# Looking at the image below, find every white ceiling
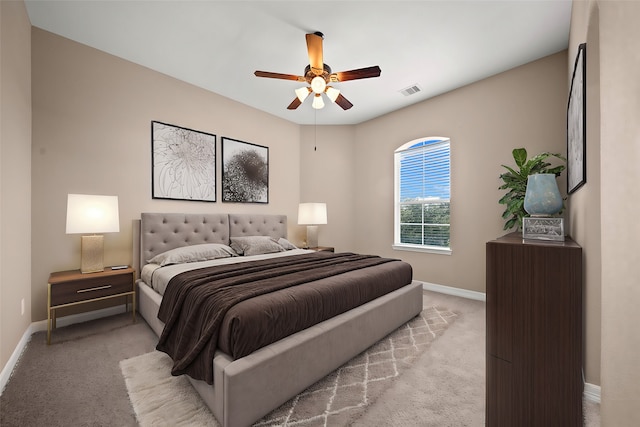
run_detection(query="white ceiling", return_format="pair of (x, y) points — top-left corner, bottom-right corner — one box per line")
(24, 0), (572, 125)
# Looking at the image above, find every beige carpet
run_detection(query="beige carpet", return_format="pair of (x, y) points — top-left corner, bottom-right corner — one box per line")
(120, 306), (457, 427)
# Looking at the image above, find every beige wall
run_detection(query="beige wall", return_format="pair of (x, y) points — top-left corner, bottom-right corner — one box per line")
(0, 0), (32, 370)
(574, 1), (640, 424)
(568, 0), (602, 391)
(299, 125), (356, 252)
(568, 0), (640, 421)
(599, 1), (640, 419)
(351, 51), (568, 291)
(30, 28), (301, 322)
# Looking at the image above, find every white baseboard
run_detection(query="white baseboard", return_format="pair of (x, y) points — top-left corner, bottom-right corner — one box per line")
(419, 281), (486, 302)
(584, 382), (601, 403)
(0, 322), (36, 395)
(0, 305), (126, 396)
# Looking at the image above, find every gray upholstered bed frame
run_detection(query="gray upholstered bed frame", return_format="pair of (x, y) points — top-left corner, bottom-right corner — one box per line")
(133, 213), (423, 427)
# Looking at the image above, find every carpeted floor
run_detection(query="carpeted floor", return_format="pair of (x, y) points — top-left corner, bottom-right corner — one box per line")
(0, 312), (158, 427)
(353, 292), (487, 426)
(0, 290), (601, 426)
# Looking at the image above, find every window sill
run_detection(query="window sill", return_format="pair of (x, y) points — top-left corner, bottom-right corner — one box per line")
(392, 244), (452, 255)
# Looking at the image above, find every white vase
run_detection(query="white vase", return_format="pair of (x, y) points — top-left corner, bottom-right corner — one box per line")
(523, 173), (563, 217)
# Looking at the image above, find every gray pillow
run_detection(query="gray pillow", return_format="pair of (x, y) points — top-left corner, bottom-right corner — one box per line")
(230, 236), (286, 256)
(147, 243), (237, 266)
(277, 237), (298, 250)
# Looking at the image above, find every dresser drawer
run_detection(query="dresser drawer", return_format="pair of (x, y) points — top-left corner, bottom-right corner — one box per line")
(50, 272), (133, 306)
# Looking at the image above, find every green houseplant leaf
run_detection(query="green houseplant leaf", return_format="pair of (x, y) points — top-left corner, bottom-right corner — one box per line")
(498, 148), (566, 230)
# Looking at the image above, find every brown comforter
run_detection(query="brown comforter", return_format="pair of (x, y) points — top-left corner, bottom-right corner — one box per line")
(156, 251), (413, 384)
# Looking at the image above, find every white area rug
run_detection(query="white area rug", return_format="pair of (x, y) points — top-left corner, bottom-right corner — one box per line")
(120, 351), (218, 426)
(120, 306), (457, 427)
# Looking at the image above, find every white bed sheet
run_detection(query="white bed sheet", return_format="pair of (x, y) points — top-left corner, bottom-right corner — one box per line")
(141, 248), (313, 296)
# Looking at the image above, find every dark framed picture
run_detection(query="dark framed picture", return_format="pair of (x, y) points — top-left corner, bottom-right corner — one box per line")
(151, 121), (216, 202)
(567, 43), (586, 194)
(221, 137), (269, 203)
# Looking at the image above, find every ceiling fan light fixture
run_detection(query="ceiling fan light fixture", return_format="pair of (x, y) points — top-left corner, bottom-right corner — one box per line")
(325, 86), (340, 103)
(254, 33), (380, 112)
(295, 87), (311, 102)
(312, 93), (325, 109)
(310, 76), (327, 94)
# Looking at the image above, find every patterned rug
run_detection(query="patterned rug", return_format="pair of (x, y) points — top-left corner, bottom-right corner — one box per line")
(120, 306), (457, 427)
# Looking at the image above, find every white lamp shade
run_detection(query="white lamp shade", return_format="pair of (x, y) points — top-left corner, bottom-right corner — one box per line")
(312, 94), (325, 109)
(326, 86), (340, 103)
(295, 87), (310, 103)
(66, 194), (120, 234)
(298, 203), (327, 225)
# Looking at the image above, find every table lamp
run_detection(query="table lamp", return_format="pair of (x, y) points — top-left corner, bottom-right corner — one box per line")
(66, 194), (120, 273)
(298, 202), (327, 248)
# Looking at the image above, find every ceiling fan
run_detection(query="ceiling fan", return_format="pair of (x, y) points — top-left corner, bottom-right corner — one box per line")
(254, 32), (381, 111)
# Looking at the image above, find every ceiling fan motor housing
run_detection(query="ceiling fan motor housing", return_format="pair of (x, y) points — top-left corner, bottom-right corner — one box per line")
(304, 64), (332, 84)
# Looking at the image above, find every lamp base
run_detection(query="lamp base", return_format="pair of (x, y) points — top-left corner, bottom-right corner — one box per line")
(306, 225), (319, 248)
(81, 235), (105, 273)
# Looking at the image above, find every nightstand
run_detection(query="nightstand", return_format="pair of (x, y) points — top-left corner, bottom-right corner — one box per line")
(47, 267), (136, 345)
(307, 246), (335, 252)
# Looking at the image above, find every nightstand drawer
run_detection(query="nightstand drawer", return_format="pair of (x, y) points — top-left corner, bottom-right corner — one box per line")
(50, 273), (132, 306)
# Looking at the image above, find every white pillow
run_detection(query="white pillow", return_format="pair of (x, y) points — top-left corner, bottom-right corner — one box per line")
(230, 236), (286, 256)
(147, 243), (237, 266)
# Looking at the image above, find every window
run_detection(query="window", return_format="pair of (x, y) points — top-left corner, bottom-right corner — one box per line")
(394, 137), (451, 254)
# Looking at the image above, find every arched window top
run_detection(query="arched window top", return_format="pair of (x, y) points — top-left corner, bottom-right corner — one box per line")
(396, 136), (449, 153)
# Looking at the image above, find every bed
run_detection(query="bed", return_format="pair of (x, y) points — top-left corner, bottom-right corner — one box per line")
(133, 212), (423, 427)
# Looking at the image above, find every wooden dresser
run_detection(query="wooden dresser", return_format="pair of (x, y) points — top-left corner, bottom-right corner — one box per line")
(486, 233), (583, 426)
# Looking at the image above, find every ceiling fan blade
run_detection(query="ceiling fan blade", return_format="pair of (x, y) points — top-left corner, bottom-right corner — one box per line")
(254, 71), (305, 82)
(287, 97), (302, 110)
(334, 93), (353, 110)
(331, 66), (382, 82)
(306, 33), (324, 75)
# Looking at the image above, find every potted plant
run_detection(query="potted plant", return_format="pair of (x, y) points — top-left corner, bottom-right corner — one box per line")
(498, 148), (566, 230)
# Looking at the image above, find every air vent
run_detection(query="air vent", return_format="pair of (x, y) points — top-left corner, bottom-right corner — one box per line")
(400, 84), (422, 96)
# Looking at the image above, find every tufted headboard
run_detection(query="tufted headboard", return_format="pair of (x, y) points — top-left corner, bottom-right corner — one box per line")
(228, 214), (287, 239)
(135, 212), (288, 272)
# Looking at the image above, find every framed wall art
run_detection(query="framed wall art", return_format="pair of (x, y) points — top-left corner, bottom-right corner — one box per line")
(567, 43), (586, 194)
(151, 121), (216, 202)
(221, 137), (269, 203)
